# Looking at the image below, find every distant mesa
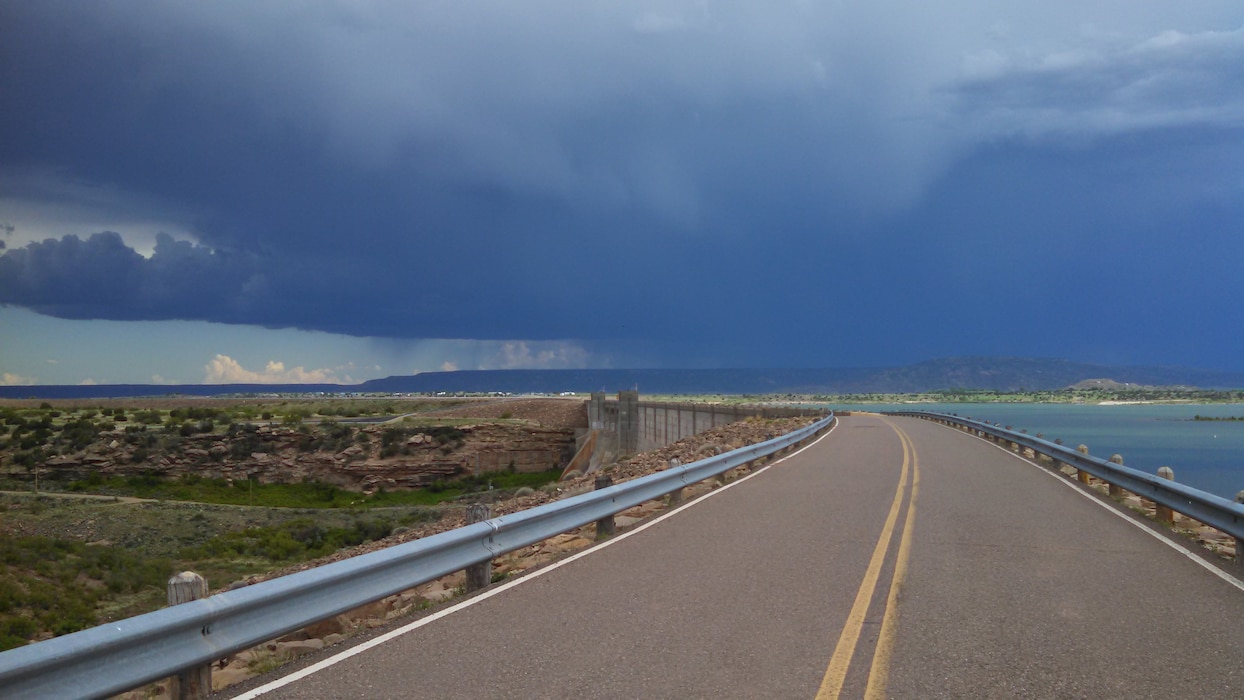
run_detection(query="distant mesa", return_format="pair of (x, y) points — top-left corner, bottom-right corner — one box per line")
(2, 357), (1242, 399)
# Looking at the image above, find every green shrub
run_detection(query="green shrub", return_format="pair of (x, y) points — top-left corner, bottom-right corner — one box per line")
(133, 410), (163, 425)
(0, 536), (173, 650)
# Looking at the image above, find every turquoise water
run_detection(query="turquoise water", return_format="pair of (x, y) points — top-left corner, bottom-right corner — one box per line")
(824, 403), (1244, 500)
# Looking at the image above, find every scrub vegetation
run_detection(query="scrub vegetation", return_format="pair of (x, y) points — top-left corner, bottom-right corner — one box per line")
(0, 397), (569, 651)
(0, 493), (445, 652)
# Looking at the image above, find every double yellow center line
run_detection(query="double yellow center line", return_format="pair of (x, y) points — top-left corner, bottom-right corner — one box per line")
(816, 419), (920, 699)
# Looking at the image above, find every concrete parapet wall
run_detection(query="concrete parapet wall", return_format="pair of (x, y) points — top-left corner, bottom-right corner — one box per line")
(586, 392), (825, 457)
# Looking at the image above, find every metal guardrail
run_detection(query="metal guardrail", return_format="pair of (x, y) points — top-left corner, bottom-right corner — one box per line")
(889, 411), (1244, 544)
(0, 414), (834, 699)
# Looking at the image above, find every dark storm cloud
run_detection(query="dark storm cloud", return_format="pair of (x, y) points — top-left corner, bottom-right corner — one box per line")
(1, 2), (1242, 367)
(0, 232), (265, 323)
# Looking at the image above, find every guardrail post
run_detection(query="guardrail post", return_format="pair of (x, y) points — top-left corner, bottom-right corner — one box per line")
(1107, 455), (1126, 499)
(595, 475), (616, 539)
(666, 460), (684, 507)
(1076, 445), (1091, 484)
(1154, 467), (1175, 523)
(465, 504), (493, 591)
(1235, 491), (1244, 572)
(167, 572), (210, 700)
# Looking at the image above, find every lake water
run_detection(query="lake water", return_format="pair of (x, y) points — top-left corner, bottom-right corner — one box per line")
(821, 403), (1244, 500)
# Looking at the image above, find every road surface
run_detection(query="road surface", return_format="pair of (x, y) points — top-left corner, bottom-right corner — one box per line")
(238, 414), (1244, 698)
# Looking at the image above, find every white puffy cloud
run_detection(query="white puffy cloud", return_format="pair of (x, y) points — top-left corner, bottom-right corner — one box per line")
(1, 372), (36, 386)
(203, 354), (351, 384)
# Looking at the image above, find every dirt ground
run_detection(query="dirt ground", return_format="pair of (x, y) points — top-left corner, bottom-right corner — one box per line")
(428, 397), (588, 428)
(246, 414), (820, 582)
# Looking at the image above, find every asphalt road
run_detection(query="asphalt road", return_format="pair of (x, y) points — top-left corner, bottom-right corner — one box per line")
(240, 415), (1244, 699)
(883, 416), (1244, 698)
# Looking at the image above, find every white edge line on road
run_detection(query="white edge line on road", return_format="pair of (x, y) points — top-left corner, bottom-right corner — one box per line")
(234, 419), (840, 699)
(950, 423), (1244, 594)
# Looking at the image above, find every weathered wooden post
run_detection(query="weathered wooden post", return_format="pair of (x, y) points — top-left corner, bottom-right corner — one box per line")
(1076, 445), (1091, 484)
(465, 504), (493, 591)
(594, 475), (615, 539)
(1048, 438), (1063, 471)
(167, 572), (210, 700)
(1107, 455), (1126, 499)
(1154, 467), (1175, 523)
(666, 459), (684, 507)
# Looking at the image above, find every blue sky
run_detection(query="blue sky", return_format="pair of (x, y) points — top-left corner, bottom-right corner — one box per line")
(1, 2), (1242, 385)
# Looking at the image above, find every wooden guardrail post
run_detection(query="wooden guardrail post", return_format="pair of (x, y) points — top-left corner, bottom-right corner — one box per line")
(1076, 445), (1091, 484)
(594, 475), (616, 539)
(167, 572), (210, 700)
(465, 504), (493, 591)
(1002, 427), (1015, 452)
(1154, 467), (1175, 523)
(666, 459), (684, 507)
(1107, 455), (1126, 499)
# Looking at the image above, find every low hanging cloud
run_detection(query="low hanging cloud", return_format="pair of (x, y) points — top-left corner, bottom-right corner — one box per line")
(0, 232), (265, 323)
(203, 354), (351, 385)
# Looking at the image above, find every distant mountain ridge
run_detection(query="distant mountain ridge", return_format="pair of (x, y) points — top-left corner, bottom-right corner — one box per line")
(357, 357), (1244, 394)
(3, 357), (1242, 399)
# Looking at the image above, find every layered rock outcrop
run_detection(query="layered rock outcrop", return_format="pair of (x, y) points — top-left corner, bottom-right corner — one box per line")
(27, 422), (578, 492)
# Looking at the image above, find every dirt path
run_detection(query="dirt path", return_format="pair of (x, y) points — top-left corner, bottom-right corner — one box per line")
(0, 490), (149, 505)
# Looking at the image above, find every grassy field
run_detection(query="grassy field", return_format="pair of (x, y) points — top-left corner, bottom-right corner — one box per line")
(0, 492), (452, 651)
(0, 463), (565, 651)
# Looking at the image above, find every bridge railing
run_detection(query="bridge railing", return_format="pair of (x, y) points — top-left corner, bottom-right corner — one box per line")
(892, 411), (1244, 566)
(0, 414), (834, 699)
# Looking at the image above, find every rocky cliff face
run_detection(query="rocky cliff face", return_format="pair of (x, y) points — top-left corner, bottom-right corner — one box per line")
(33, 422), (577, 492)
